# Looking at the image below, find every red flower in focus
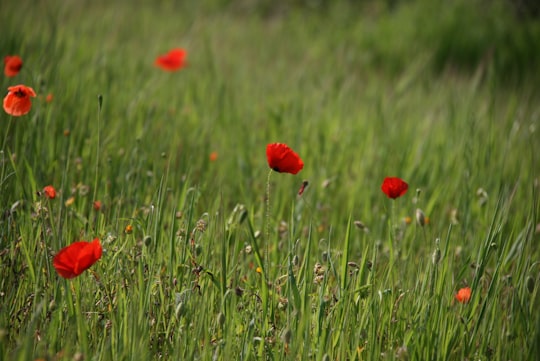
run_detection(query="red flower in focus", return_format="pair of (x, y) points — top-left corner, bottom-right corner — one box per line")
(455, 287), (472, 304)
(53, 238), (102, 279)
(4, 56), (23, 77)
(155, 48), (187, 71)
(43, 185), (56, 199)
(93, 200), (102, 211)
(266, 143), (304, 175)
(3, 85), (36, 116)
(381, 177), (408, 199)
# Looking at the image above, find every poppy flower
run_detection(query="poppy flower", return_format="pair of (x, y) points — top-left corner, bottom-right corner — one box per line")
(155, 48), (187, 71)
(455, 287), (471, 304)
(53, 238), (102, 279)
(3, 85), (37, 116)
(93, 200), (102, 211)
(381, 177), (408, 199)
(43, 185), (56, 199)
(4, 56), (23, 77)
(266, 143), (304, 175)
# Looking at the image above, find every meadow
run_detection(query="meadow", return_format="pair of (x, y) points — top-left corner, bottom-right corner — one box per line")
(1, 0), (539, 360)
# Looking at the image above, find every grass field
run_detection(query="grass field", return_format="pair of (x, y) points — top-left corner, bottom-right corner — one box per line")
(1, 0), (539, 360)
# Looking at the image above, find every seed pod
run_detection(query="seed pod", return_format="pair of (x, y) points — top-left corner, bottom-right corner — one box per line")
(281, 328), (292, 344)
(217, 312), (226, 326)
(432, 248), (441, 265)
(144, 235), (152, 247)
(527, 276), (535, 294)
(416, 208), (426, 227)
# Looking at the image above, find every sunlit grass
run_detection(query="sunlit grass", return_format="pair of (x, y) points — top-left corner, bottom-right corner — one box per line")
(1, 0), (539, 360)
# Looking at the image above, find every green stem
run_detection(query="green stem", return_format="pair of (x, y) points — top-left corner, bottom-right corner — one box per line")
(265, 169), (272, 273)
(2, 116), (13, 151)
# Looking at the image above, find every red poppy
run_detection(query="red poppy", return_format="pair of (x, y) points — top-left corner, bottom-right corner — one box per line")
(155, 48), (187, 71)
(4, 56), (23, 77)
(266, 143), (304, 175)
(53, 238), (102, 279)
(455, 287), (471, 304)
(93, 200), (102, 211)
(43, 185), (56, 199)
(381, 177), (408, 199)
(3, 85), (37, 116)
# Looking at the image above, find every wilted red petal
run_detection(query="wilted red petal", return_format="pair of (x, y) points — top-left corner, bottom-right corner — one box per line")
(4, 55), (23, 77)
(3, 84), (36, 116)
(155, 48), (187, 71)
(266, 143), (304, 175)
(381, 177), (408, 199)
(455, 287), (472, 304)
(53, 238), (102, 279)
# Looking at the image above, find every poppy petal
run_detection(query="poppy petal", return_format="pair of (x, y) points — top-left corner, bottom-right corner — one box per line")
(266, 143), (304, 175)
(4, 55), (23, 77)
(3, 84), (36, 116)
(155, 48), (187, 71)
(53, 239), (102, 278)
(73, 238), (102, 275)
(381, 177), (408, 199)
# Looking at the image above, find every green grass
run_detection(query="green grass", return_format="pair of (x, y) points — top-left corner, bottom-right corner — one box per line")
(1, 0), (539, 360)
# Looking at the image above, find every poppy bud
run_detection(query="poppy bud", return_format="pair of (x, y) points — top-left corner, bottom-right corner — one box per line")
(217, 312), (226, 326)
(235, 286), (244, 297)
(238, 207), (247, 224)
(432, 248), (441, 265)
(450, 208), (459, 224)
(354, 220), (369, 233)
(298, 180), (309, 196)
(144, 235), (152, 247)
(175, 302), (186, 318)
(416, 208), (426, 227)
(527, 276), (535, 294)
(281, 328), (292, 344)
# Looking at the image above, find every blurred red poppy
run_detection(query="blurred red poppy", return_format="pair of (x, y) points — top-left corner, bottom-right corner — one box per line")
(43, 185), (56, 199)
(266, 143), (304, 175)
(4, 56), (23, 77)
(53, 238), (102, 279)
(93, 200), (102, 211)
(455, 287), (471, 304)
(381, 177), (408, 199)
(3, 85), (36, 116)
(155, 48), (187, 71)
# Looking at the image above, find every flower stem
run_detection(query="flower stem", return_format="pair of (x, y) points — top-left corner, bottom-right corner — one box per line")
(265, 169), (273, 273)
(2, 116), (13, 151)
(389, 200), (396, 264)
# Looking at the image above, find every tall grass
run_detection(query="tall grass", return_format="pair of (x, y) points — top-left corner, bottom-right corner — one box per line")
(1, 0), (539, 360)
